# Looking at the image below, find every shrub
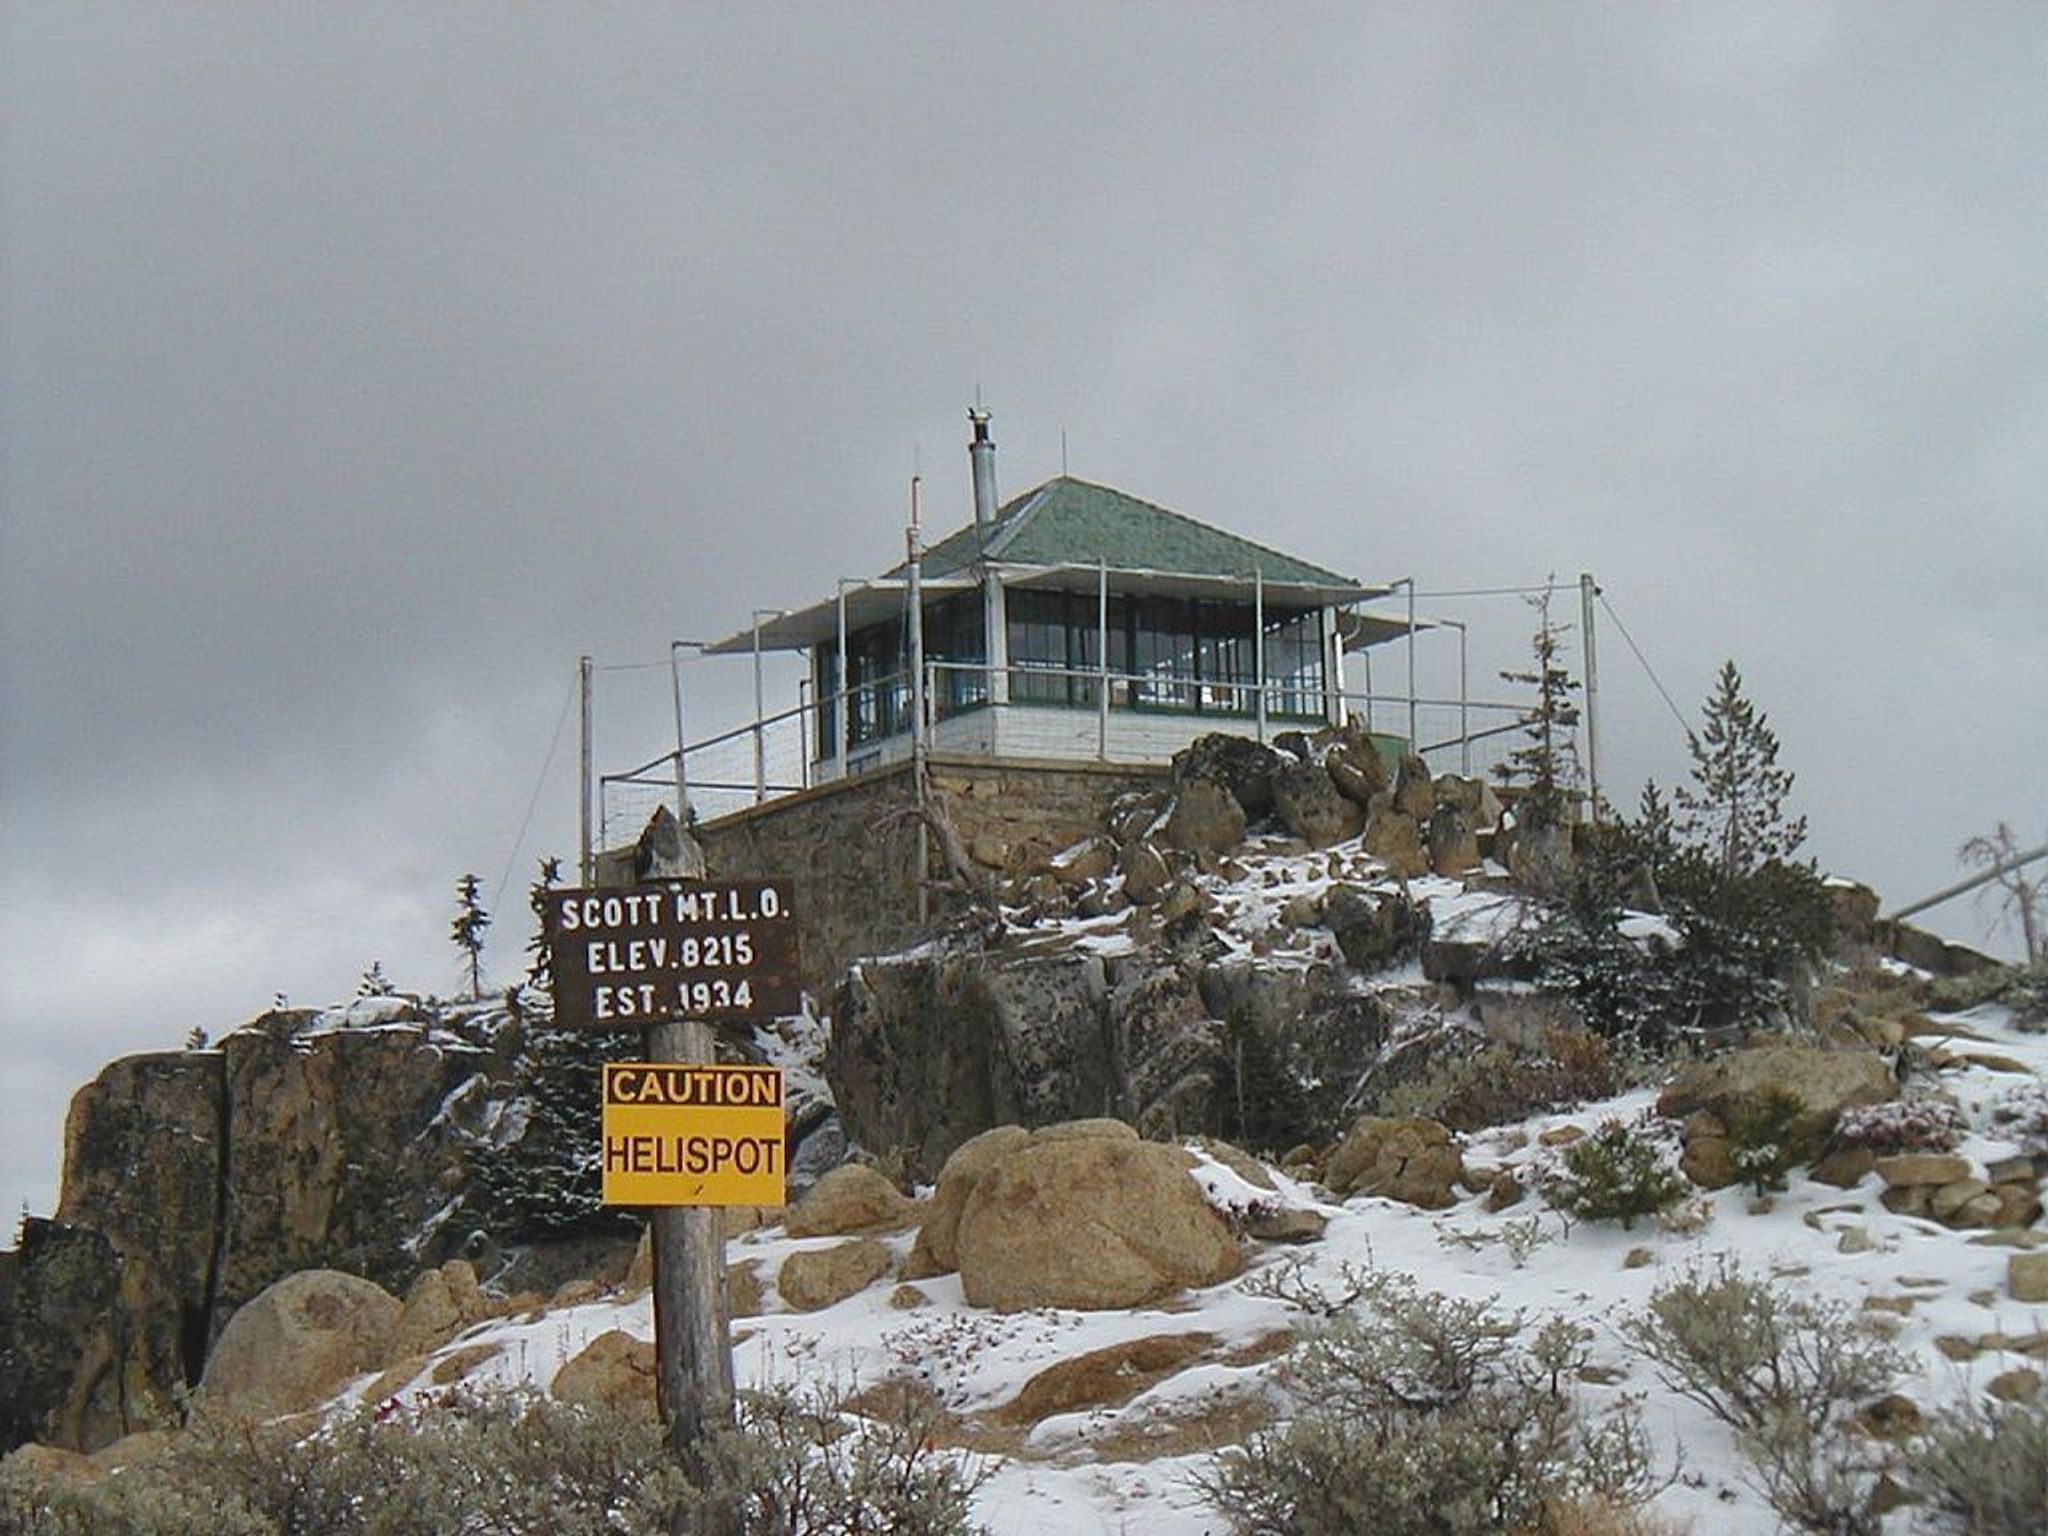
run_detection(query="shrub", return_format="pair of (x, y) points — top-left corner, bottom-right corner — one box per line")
(0, 1461), (268, 1536)
(1201, 1274), (1653, 1536)
(0, 1381), (987, 1536)
(1370, 1029), (1656, 1134)
(1723, 1088), (1818, 1196)
(0, 1389), (677, 1536)
(1625, 1259), (1905, 1535)
(1832, 1095), (1966, 1156)
(1902, 1391), (2048, 1536)
(1540, 1494), (1693, 1536)
(1987, 1081), (2048, 1158)
(192, 1386), (680, 1536)
(1930, 959), (2048, 1031)
(1545, 1118), (1687, 1229)
(693, 1381), (989, 1536)
(1372, 1042), (1525, 1129)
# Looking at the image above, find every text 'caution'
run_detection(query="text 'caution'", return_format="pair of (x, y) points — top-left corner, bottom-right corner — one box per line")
(600, 1063), (785, 1208)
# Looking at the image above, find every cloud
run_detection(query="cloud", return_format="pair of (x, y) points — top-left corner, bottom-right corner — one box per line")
(4, 3), (2043, 1216)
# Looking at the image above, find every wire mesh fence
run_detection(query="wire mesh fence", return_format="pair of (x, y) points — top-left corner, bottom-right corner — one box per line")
(597, 670), (1539, 852)
(523, 574), (1654, 895)
(582, 571), (1640, 860)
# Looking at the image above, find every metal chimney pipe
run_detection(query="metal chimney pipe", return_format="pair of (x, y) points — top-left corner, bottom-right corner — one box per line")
(968, 407), (997, 535)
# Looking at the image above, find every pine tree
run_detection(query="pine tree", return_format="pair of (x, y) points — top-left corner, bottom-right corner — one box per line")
(472, 1024), (637, 1239)
(357, 960), (394, 997)
(1636, 780), (1676, 865)
(450, 873), (491, 1001)
(1673, 661), (1806, 878)
(1208, 1012), (1313, 1154)
(526, 856), (563, 988)
(1494, 586), (1582, 830)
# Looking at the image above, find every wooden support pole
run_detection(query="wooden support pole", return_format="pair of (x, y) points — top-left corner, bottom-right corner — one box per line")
(647, 1014), (739, 1536)
(601, 820), (737, 1536)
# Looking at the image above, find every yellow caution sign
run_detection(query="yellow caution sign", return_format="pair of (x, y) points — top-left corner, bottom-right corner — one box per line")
(600, 1063), (785, 1207)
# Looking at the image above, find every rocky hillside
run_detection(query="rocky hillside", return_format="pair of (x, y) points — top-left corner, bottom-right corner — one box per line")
(0, 993), (832, 1455)
(10, 996), (2046, 1534)
(2, 724), (2030, 1503)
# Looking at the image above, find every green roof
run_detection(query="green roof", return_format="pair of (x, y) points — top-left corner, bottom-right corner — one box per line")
(900, 477), (1359, 588)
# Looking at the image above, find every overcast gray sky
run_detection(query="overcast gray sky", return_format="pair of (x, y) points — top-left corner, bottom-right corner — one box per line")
(3, 3), (2043, 1223)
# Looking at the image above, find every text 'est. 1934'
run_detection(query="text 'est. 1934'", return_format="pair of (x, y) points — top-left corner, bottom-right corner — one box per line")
(545, 879), (799, 1029)
(600, 1062), (785, 1208)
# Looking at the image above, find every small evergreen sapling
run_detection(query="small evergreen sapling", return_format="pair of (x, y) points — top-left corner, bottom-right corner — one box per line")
(1208, 1010), (1314, 1154)
(1674, 661), (1806, 879)
(474, 1024), (637, 1239)
(1517, 661), (1833, 1043)
(450, 873), (490, 1001)
(1494, 584), (1582, 831)
(1545, 1118), (1686, 1230)
(526, 855), (563, 989)
(1723, 1088), (1815, 1196)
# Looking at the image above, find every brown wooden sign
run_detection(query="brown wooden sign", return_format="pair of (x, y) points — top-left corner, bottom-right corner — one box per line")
(544, 879), (798, 1029)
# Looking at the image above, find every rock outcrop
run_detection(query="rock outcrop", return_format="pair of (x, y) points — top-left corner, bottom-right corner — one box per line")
(1324, 1116), (1466, 1209)
(1170, 735), (1284, 819)
(950, 1122), (1242, 1311)
(1658, 1043), (1898, 1143)
(783, 1165), (915, 1238)
(905, 1126), (1032, 1279)
(1273, 761), (1363, 847)
(195, 1269), (401, 1421)
(1162, 778), (1247, 854)
(777, 1238), (893, 1312)
(5, 1008), (526, 1452)
(391, 1260), (494, 1360)
(829, 935), (1418, 1181)
(551, 1329), (656, 1420)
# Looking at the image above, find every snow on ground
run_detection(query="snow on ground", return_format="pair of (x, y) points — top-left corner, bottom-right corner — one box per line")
(1020, 836), (1562, 982)
(324, 994), (2048, 1536)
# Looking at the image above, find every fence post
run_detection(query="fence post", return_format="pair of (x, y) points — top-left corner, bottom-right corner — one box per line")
(1253, 566), (1266, 743)
(1404, 578), (1418, 750)
(579, 656), (595, 885)
(1579, 572), (1600, 822)
(1455, 620), (1470, 777)
(835, 580), (850, 783)
(751, 614), (767, 804)
(906, 483), (925, 761)
(669, 642), (690, 825)
(1097, 557), (1110, 759)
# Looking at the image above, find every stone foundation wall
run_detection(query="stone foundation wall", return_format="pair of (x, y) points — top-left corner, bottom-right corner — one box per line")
(694, 754), (1167, 997)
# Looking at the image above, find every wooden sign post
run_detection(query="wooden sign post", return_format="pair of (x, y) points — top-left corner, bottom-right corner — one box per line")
(649, 1013), (734, 1536)
(546, 871), (797, 1536)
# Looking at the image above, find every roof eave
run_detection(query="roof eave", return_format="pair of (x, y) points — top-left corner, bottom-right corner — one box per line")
(1001, 561), (1391, 608)
(700, 575), (978, 655)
